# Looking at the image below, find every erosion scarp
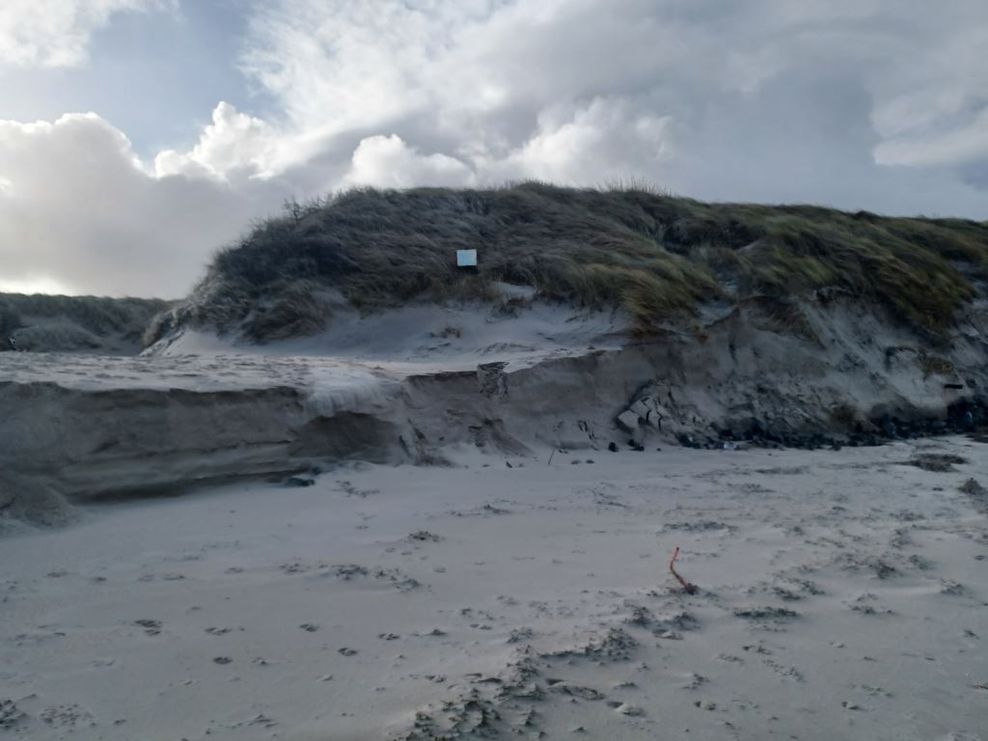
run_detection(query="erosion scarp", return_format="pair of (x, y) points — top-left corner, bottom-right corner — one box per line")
(2, 294), (987, 530)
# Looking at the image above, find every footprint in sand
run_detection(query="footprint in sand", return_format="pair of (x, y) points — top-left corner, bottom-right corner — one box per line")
(134, 619), (162, 636)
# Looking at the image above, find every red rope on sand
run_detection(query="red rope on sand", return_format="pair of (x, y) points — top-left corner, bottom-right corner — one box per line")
(669, 546), (698, 594)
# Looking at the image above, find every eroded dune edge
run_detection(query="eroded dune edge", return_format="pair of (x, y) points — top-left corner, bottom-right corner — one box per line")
(2, 296), (986, 528)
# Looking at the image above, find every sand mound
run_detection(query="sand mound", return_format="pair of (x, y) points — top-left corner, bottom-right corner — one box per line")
(0, 474), (77, 533)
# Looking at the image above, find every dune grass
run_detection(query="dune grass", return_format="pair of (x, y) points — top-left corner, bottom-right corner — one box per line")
(149, 183), (988, 343)
(0, 293), (171, 352)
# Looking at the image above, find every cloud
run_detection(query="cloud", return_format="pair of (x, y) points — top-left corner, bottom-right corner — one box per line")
(4, 0), (988, 298)
(154, 101), (282, 180)
(874, 108), (988, 168)
(239, 0), (988, 203)
(343, 135), (475, 188)
(0, 111), (290, 297)
(499, 98), (674, 185)
(0, 0), (171, 68)
(240, 1), (496, 138)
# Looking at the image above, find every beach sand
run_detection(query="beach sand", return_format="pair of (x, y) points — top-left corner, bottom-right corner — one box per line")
(2, 436), (986, 740)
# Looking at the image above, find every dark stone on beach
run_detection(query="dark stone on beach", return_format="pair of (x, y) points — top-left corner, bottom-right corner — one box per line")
(608, 442), (618, 452)
(677, 434), (700, 449)
(960, 478), (986, 496)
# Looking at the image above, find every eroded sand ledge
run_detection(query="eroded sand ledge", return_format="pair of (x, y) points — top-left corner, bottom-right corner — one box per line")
(2, 299), (987, 518)
(0, 437), (986, 739)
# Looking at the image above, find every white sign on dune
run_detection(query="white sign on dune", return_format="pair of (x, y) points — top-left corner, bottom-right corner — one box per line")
(456, 249), (478, 267)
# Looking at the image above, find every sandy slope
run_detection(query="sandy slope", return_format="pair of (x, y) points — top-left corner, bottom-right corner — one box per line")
(1, 436), (986, 740)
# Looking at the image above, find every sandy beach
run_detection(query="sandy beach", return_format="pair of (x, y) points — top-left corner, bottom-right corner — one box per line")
(5, 5), (988, 740)
(2, 436), (986, 740)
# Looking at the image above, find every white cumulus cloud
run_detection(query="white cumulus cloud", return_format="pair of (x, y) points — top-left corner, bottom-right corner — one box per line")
(0, 111), (290, 297)
(343, 135), (475, 189)
(154, 101), (283, 181)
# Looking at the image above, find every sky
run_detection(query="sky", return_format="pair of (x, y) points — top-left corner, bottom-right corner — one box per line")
(1, 0), (987, 298)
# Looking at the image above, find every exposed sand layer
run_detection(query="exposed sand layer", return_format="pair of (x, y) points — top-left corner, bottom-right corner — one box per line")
(1, 437), (986, 740)
(3, 299), (986, 523)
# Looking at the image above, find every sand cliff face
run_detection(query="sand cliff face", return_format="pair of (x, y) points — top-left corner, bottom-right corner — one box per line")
(2, 296), (986, 529)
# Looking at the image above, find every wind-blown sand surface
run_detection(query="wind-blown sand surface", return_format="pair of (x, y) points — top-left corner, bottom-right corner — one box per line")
(1, 437), (986, 740)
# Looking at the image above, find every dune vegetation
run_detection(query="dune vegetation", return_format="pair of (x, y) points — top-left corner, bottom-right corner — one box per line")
(0, 293), (171, 354)
(146, 182), (988, 345)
